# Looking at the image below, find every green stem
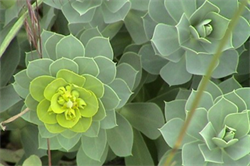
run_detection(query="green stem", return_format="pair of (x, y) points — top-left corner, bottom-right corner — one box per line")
(0, 0), (43, 58)
(164, 0), (249, 165)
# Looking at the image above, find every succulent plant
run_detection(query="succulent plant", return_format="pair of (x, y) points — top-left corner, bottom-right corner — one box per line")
(12, 28), (140, 164)
(143, 0), (250, 85)
(160, 78), (250, 165)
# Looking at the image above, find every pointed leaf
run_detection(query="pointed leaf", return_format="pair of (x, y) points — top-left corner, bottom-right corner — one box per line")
(56, 35), (85, 59)
(86, 37), (113, 59)
(100, 110), (117, 129)
(49, 58), (79, 77)
(120, 102), (164, 139)
(77, 144), (108, 166)
(57, 134), (81, 151)
(81, 129), (107, 161)
(116, 63), (138, 90)
(30, 76), (55, 102)
(100, 85), (120, 110)
(160, 58), (192, 86)
(44, 33), (64, 60)
(160, 118), (194, 148)
(224, 135), (250, 160)
(224, 111), (250, 138)
(125, 129), (154, 166)
(109, 78), (132, 109)
(94, 56), (116, 84)
(107, 113), (133, 157)
(208, 98), (238, 133)
(198, 144), (223, 164)
(182, 142), (206, 165)
(165, 100), (186, 121)
(27, 59), (54, 79)
(74, 57), (99, 76)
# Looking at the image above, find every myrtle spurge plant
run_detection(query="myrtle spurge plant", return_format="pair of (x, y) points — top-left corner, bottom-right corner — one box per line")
(144, 0), (250, 85)
(160, 79), (250, 165)
(0, 0), (249, 165)
(12, 28), (142, 164)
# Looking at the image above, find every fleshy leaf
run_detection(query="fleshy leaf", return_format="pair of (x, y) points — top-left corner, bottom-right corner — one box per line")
(81, 129), (107, 161)
(235, 88), (250, 109)
(212, 137), (238, 148)
(44, 33), (64, 60)
(224, 135), (250, 160)
(0, 85), (22, 112)
(106, 113), (133, 157)
(160, 58), (192, 86)
(83, 121), (100, 137)
(208, 97), (238, 133)
(182, 141), (206, 165)
(56, 35), (85, 59)
(219, 77), (242, 94)
(212, 50), (239, 78)
(30, 76), (55, 102)
(125, 129), (154, 166)
(224, 111), (250, 138)
(185, 51), (217, 76)
(165, 100), (186, 121)
(45, 123), (66, 134)
(186, 108), (208, 140)
(160, 118), (194, 148)
(43, 78), (67, 100)
(37, 99), (57, 124)
(70, 117), (92, 133)
(82, 74), (104, 98)
(26, 59), (53, 79)
(90, 99), (105, 121)
(57, 69), (86, 87)
(100, 85), (120, 110)
(139, 44), (168, 75)
(76, 143), (108, 166)
(74, 57), (99, 76)
(152, 24), (182, 60)
(116, 63), (138, 90)
(57, 134), (81, 151)
(165, 0), (196, 21)
(56, 109), (81, 128)
(78, 90), (99, 117)
(100, 110), (117, 129)
(198, 144), (223, 164)
(185, 90), (213, 111)
(120, 102), (164, 140)
(85, 37), (113, 60)
(124, 10), (148, 44)
(25, 94), (38, 111)
(109, 78), (132, 109)
(49, 58), (79, 77)
(199, 122), (217, 150)
(94, 56), (116, 84)
(14, 70), (31, 89)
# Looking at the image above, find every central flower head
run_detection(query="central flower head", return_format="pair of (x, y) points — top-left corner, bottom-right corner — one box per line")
(29, 69), (103, 133)
(55, 85), (87, 121)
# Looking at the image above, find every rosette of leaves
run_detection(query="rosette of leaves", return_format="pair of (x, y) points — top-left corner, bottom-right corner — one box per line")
(13, 28), (141, 165)
(144, 0), (250, 85)
(43, 0), (131, 38)
(160, 78), (250, 165)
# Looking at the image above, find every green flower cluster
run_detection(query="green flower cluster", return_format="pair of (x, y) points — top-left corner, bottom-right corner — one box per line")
(30, 68), (101, 133)
(160, 79), (250, 165)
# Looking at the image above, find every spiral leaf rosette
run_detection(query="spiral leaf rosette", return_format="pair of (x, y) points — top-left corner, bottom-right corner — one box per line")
(145, 0), (250, 85)
(160, 79), (250, 165)
(44, 0), (131, 23)
(13, 29), (135, 136)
